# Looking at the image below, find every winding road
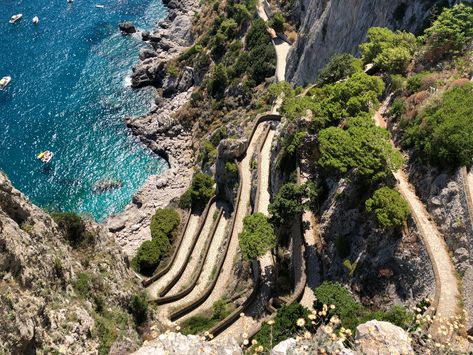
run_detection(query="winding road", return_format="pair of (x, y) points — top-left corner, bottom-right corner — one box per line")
(374, 102), (459, 319)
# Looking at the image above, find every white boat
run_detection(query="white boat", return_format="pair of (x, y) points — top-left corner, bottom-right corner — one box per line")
(95, 4), (104, 8)
(67, 0), (74, 3)
(37, 151), (54, 164)
(0, 76), (11, 90)
(9, 14), (23, 24)
(32, 16), (39, 25)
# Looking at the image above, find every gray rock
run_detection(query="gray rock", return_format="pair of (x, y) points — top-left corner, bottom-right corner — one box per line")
(119, 22), (136, 34)
(156, 178), (168, 188)
(355, 320), (413, 355)
(140, 48), (158, 61)
(271, 338), (297, 355)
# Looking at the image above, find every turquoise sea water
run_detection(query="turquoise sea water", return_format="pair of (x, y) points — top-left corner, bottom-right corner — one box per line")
(0, 0), (167, 221)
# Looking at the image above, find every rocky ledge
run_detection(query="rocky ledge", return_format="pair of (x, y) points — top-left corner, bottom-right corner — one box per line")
(106, 0), (199, 255)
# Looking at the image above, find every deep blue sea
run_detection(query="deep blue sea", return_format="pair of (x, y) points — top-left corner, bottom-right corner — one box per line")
(0, 0), (167, 221)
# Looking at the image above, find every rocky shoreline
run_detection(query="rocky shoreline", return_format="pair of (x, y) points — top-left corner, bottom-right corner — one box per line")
(106, 0), (199, 256)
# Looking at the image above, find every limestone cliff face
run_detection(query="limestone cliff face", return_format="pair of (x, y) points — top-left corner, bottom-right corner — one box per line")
(287, 0), (456, 85)
(0, 172), (140, 354)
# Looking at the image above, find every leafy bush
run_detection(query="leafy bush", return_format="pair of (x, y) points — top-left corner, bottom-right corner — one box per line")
(179, 189), (192, 209)
(239, 213), (276, 260)
(422, 3), (473, 62)
(51, 212), (87, 247)
(180, 299), (230, 335)
(189, 173), (215, 207)
(245, 19), (276, 83)
(406, 72), (429, 94)
(314, 281), (414, 332)
(201, 140), (218, 164)
(365, 187), (410, 228)
(360, 27), (417, 73)
(150, 208), (180, 241)
(318, 118), (403, 181)
(74, 272), (92, 298)
(254, 304), (310, 350)
(129, 292), (149, 324)
(207, 64), (229, 98)
(270, 12), (285, 33)
(132, 240), (162, 276)
(403, 83), (473, 168)
(316, 53), (359, 85)
(269, 182), (307, 226)
(225, 161), (238, 174)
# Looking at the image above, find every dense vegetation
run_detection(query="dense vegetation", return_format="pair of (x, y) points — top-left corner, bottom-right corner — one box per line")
(180, 299), (230, 335)
(269, 182), (307, 226)
(314, 281), (414, 332)
(318, 118), (403, 181)
(51, 212), (87, 247)
(180, 173), (215, 209)
(132, 208), (181, 275)
(316, 53), (360, 85)
(403, 83), (473, 168)
(239, 212), (276, 260)
(360, 27), (417, 73)
(365, 187), (410, 228)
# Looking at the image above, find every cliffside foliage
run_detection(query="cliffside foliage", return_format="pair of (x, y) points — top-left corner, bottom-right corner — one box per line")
(132, 208), (181, 275)
(403, 83), (473, 168)
(51, 212), (87, 247)
(182, 173), (215, 209)
(360, 27), (417, 73)
(180, 299), (231, 335)
(269, 182), (308, 226)
(365, 187), (410, 228)
(316, 53), (360, 85)
(239, 212), (276, 260)
(318, 118), (403, 181)
(314, 282), (414, 332)
(421, 3), (473, 62)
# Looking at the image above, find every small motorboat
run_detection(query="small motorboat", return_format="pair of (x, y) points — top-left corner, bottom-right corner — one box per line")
(67, 0), (74, 3)
(37, 151), (54, 164)
(32, 16), (39, 25)
(95, 4), (105, 8)
(0, 76), (11, 90)
(9, 14), (23, 24)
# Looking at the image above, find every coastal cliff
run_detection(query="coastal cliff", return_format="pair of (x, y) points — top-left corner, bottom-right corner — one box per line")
(287, 0), (459, 85)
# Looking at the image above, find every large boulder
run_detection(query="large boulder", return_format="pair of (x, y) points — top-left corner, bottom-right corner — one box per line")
(218, 138), (247, 161)
(119, 21), (136, 34)
(133, 332), (242, 355)
(355, 320), (413, 355)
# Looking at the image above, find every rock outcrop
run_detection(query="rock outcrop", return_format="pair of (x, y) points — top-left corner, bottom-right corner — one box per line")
(119, 21), (137, 34)
(355, 320), (413, 354)
(287, 0), (458, 85)
(133, 332), (242, 355)
(0, 172), (140, 354)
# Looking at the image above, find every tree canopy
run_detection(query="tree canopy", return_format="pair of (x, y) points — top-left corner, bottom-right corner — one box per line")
(316, 53), (359, 85)
(360, 27), (417, 73)
(239, 213), (276, 260)
(365, 187), (410, 228)
(269, 182), (307, 226)
(403, 83), (473, 168)
(318, 118), (403, 181)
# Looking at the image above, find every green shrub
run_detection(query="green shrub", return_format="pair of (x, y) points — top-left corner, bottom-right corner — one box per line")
(422, 3), (473, 62)
(51, 212), (86, 247)
(403, 83), (473, 168)
(189, 173), (215, 207)
(360, 27), (417, 73)
(129, 292), (149, 324)
(406, 72), (429, 93)
(131, 240), (162, 276)
(180, 299), (229, 335)
(365, 187), (410, 228)
(314, 281), (363, 331)
(254, 304), (310, 351)
(316, 53), (359, 85)
(269, 182), (307, 226)
(201, 140), (218, 164)
(246, 19), (276, 83)
(74, 272), (92, 299)
(212, 299), (229, 319)
(389, 97), (406, 121)
(150, 208), (180, 240)
(239, 213), (276, 260)
(179, 189), (192, 209)
(270, 12), (285, 33)
(225, 161), (238, 174)
(207, 64), (229, 98)
(368, 305), (414, 329)
(318, 118), (403, 181)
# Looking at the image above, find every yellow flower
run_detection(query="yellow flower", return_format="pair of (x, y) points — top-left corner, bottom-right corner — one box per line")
(330, 334), (337, 341)
(240, 313), (245, 317)
(267, 319), (275, 325)
(243, 339), (249, 346)
(330, 304), (336, 310)
(251, 339), (258, 345)
(296, 318), (306, 327)
(175, 325), (181, 331)
(242, 332), (248, 339)
(204, 331), (209, 337)
(308, 313), (316, 320)
(329, 316), (340, 325)
(256, 345), (264, 353)
(304, 331), (311, 339)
